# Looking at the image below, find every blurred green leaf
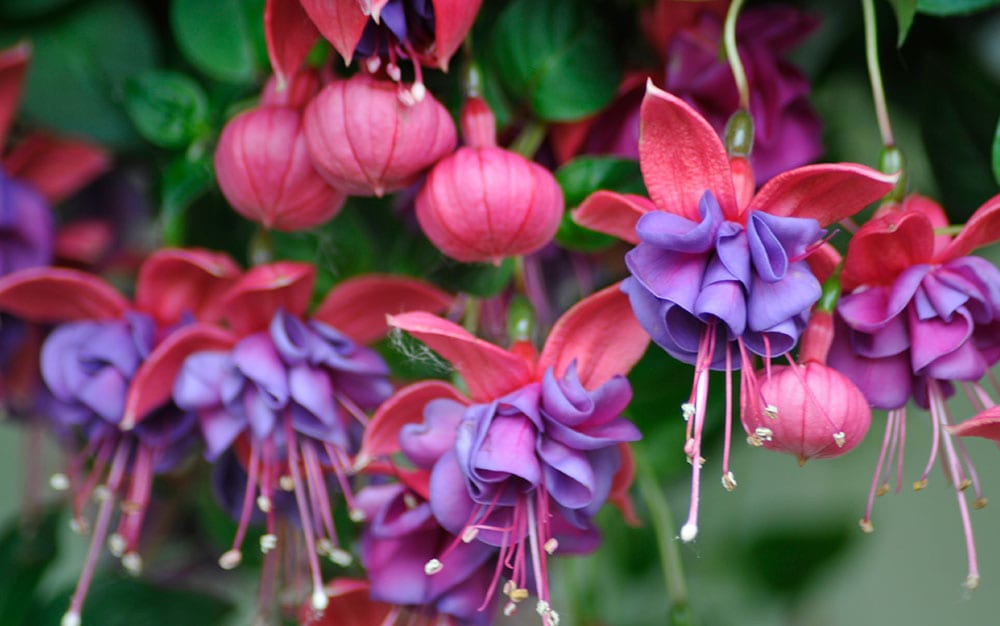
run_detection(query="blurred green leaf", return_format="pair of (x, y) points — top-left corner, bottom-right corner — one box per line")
(916, 0), (1000, 14)
(554, 156), (644, 252)
(0, 0), (76, 20)
(0, 508), (61, 624)
(491, 0), (622, 121)
(125, 71), (210, 149)
(432, 258), (515, 298)
(886, 0), (917, 46)
(161, 153), (215, 246)
(0, 0), (159, 147)
(171, 0), (265, 85)
(992, 115), (1000, 187)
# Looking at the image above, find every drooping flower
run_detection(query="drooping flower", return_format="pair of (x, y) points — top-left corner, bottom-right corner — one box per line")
(415, 98), (564, 264)
(0, 248), (241, 626)
(827, 192), (1000, 590)
(304, 73), (456, 197)
(167, 265), (452, 612)
(357, 284), (649, 623)
(572, 82), (895, 542)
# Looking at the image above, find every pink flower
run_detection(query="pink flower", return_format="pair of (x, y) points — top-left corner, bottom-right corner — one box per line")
(573, 81), (895, 542)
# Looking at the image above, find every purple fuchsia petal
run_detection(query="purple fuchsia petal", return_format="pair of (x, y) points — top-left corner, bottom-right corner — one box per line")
(634, 190), (723, 252)
(827, 315), (914, 410)
(232, 332), (290, 407)
(746, 211), (824, 281)
(537, 437), (597, 509)
(625, 244), (707, 308)
(745, 260), (820, 334)
(908, 306), (975, 375)
(694, 259), (747, 337)
(0, 173), (53, 274)
(400, 397), (466, 469)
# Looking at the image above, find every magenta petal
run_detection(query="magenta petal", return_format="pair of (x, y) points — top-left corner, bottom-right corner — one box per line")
(465, 415), (541, 485)
(828, 318), (913, 410)
(908, 307), (973, 375)
(538, 437), (595, 509)
(0, 267), (128, 322)
(638, 82), (736, 221)
(538, 283), (649, 390)
(842, 210), (934, 291)
(264, 0), (319, 87)
(940, 193), (1000, 262)
(429, 450), (477, 535)
(572, 191), (656, 244)
(923, 335), (987, 381)
(400, 398), (466, 469)
(949, 407), (1000, 447)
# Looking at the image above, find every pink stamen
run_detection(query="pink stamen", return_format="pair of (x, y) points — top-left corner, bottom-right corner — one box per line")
(229, 437), (261, 559)
(117, 443), (155, 554)
(721, 344), (734, 485)
(861, 410), (896, 532)
(893, 408), (907, 494)
(681, 360), (710, 542)
(283, 424), (327, 608)
(301, 440), (338, 545)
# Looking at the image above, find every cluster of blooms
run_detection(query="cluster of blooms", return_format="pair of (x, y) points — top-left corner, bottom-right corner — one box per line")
(1, 0), (999, 625)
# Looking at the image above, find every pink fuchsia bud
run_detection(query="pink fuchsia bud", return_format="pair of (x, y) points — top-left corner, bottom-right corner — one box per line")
(415, 146), (563, 263)
(303, 74), (456, 197)
(215, 106), (346, 231)
(742, 361), (872, 464)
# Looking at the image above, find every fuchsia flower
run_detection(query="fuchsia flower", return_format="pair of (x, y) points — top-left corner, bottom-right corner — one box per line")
(357, 284), (649, 624)
(0, 248), (240, 626)
(416, 98), (564, 264)
(215, 70), (347, 232)
(264, 0), (481, 95)
(299, 578), (394, 626)
(573, 83), (895, 542)
(828, 192), (1000, 590)
(304, 73), (456, 197)
(166, 264), (452, 612)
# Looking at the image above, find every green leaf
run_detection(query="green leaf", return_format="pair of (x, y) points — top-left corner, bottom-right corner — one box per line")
(171, 0), (265, 84)
(0, 508), (62, 624)
(490, 0), (622, 121)
(993, 115), (1000, 187)
(0, 0), (159, 147)
(0, 0), (76, 20)
(161, 153), (215, 246)
(432, 258), (515, 298)
(554, 156), (645, 252)
(916, 0), (1000, 14)
(125, 71), (210, 149)
(886, 0), (917, 46)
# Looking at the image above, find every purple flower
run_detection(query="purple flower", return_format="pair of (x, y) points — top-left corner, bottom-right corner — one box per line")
(0, 169), (53, 275)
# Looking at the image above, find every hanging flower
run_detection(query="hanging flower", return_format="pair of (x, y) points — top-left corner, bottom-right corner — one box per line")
(572, 82), (895, 542)
(828, 192), (1000, 590)
(357, 284), (649, 623)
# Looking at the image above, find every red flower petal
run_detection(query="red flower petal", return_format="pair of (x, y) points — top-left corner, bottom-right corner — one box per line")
(0, 42), (29, 149)
(608, 442), (640, 526)
(940, 192), (1000, 262)
(805, 242), (841, 286)
(638, 82), (736, 221)
(300, 0), (369, 65)
(538, 282), (649, 389)
(388, 311), (534, 402)
(356, 379), (467, 470)
(3, 133), (110, 204)
(748, 162), (897, 227)
(53, 219), (114, 266)
(842, 210), (934, 291)
(312, 274), (452, 344)
(221, 261), (315, 335)
(0, 267), (128, 322)
(572, 191), (656, 244)
(948, 407), (1000, 448)
(429, 0), (482, 70)
(121, 323), (237, 429)
(299, 578), (395, 626)
(897, 194), (951, 259)
(264, 0), (320, 89)
(135, 248), (241, 327)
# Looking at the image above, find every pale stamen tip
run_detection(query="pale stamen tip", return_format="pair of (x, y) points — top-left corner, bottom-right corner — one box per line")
(256, 495), (272, 513)
(833, 431), (846, 447)
(218, 549), (242, 570)
(876, 483), (890, 497)
(329, 547), (353, 567)
(348, 507), (366, 522)
(913, 479), (928, 491)
(544, 537), (559, 554)
(122, 552), (142, 576)
(722, 471), (737, 491)
(681, 402), (695, 421)
(107, 533), (126, 557)
(279, 476), (295, 492)
(424, 558), (443, 575)
(679, 523), (698, 543)
(461, 526), (479, 543)
(260, 533), (277, 553)
(410, 81), (427, 102)
(965, 575), (980, 591)
(50, 473), (70, 491)
(61, 611), (81, 626)
(311, 588), (329, 611)
(858, 519), (875, 534)
(973, 497), (988, 510)
(504, 601), (517, 617)
(764, 404), (779, 419)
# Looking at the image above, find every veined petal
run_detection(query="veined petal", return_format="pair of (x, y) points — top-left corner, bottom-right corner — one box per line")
(842, 210), (935, 291)
(639, 82), (737, 221)
(572, 190), (656, 244)
(0, 267), (128, 322)
(135, 248), (241, 326)
(122, 323), (237, 429)
(430, 0), (483, 70)
(300, 0), (369, 65)
(748, 162), (897, 226)
(3, 133), (110, 204)
(0, 42), (29, 149)
(264, 0), (319, 88)
(538, 282), (649, 389)
(949, 407), (1000, 447)
(221, 261), (315, 335)
(939, 192), (1000, 262)
(389, 311), (534, 402)
(358, 379), (467, 469)
(312, 274), (452, 344)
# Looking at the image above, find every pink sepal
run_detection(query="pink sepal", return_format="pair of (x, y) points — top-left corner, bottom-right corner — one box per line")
(312, 274), (452, 344)
(639, 82), (736, 222)
(842, 210), (933, 291)
(221, 261), (316, 335)
(0, 42), (29, 149)
(300, 0), (368, 65)
(429, 0), (483, 70)
(948, 407), (1000, 448)
(805, 242), (841, 286)
(4, 133), (110, 204)
(121, 323), (237, 429)
(941, 193), (1000, 263)
(54, 219), (114, 266)
(135, 248), (241, 327)
(538, 282), (649, 389)
(572, 191), (655, 245)
(388, 311), (534, 402)
(748, 162), (897, 227)
(0, 267), (128, 322)
(298, 577), (396, 626)
(355, 379), (467, 470)
(609, 443), (641, 526)
(264, 0), (320, 89)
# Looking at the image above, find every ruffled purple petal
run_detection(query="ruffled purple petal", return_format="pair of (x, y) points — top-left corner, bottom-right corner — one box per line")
(400, 397), (465, 469)
(199, 407), (248, 460)
(909, 306), (974, 375)
(232, 333), (289, 408)
(173, 351), (233, 410)
(746, 260), (820, 335)
(538, 436), (596, 509)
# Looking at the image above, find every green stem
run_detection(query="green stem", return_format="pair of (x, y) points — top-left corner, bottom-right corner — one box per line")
(934, 224), (965, 236)
(248, 227), (274, 265)
(463, 295), (481, 335)
(723, 0), (749, 110)
(635, 444), (691, 620)
(862, 0), (895, 146)
(509, 120), (547, 160)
